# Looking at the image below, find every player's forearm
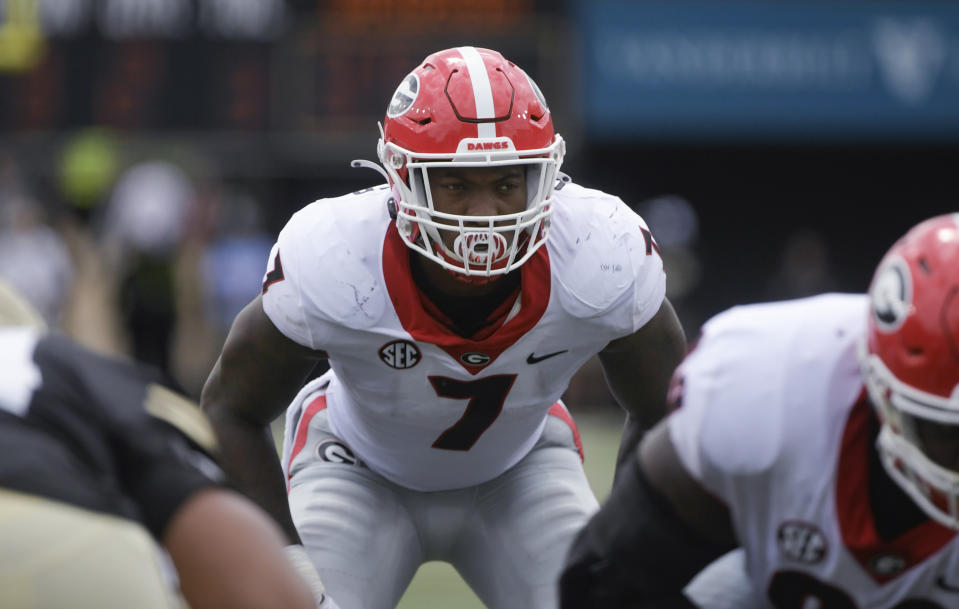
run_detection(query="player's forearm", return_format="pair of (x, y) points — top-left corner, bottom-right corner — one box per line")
(165, 488), (315, 609)
(601, 300), (687, 481)
(560, 456), (730, 608)
(206, 406), (302, 543)
(201, 356), (301, 542)
(613, 415), (646, 485)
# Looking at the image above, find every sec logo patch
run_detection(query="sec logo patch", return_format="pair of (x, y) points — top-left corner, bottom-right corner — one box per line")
(777, 521), (827, 564)
(379, 340), (421, 369)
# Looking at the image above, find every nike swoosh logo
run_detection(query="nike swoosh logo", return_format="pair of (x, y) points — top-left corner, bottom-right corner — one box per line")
(936, 575), (959, 593)
(527, 350), (568, 364)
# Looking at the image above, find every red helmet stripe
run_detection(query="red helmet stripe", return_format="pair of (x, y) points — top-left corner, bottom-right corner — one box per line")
(457, 46), (497, 139)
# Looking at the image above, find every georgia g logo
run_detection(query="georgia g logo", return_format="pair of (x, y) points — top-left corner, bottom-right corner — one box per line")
(315, 439), (358, 466)
(870, 256), (912, 332)
(387, 72), (419, 118)
(461, 352), (491, 366)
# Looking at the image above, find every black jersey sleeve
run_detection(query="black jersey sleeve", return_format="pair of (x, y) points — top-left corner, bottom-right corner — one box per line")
(27, 334), (226, 538)
(560, 456), (734, 608)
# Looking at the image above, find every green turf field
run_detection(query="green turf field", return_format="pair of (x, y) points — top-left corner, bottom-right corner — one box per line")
(394, 411), (624, 609)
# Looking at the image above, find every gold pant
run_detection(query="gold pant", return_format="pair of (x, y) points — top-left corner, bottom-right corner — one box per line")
(0, 488), (187, 609)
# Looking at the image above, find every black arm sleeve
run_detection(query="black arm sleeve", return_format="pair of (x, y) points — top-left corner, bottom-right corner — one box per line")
(560, 456), (736, 609)
(32, 334), (225, 539)
(114, 422), (225, 539)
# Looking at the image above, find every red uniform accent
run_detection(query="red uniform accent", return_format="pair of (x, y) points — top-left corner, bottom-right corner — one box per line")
(835, 394), (956, 583)
(548, 402), (584, 462)
(382, 223), (550, 374)
(286, 394), (328, 488)
(382, 47), (553, 156)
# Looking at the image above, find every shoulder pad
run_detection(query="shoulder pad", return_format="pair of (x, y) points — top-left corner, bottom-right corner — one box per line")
(547, 184), (666, 327)
(266, 189), (392, 336)
(671, 294), (867, 480)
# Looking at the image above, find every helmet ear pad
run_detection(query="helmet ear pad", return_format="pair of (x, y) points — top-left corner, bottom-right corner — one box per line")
(859, 213), (959, 529)
(377, 46), (564, 279)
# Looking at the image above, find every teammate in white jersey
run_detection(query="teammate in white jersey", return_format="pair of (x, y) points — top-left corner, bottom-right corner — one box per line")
(200, 47), (687, 609)
(560, 214), (959, 609)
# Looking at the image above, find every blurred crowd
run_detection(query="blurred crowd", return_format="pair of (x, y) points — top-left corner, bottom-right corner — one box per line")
(0, 129), (841, 410)
(0, 131), (274, 398)
(3, 1), (951, 414)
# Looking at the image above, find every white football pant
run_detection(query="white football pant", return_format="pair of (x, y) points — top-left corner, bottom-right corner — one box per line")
(283, 379), (598, 609)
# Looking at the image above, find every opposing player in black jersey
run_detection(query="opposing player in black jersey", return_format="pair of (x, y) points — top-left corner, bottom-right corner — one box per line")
(0, 280), (332, 609)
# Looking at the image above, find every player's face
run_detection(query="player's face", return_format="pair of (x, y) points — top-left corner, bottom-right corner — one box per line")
(913, 418), (959, 473)
(426, 165), (528, 258)
(428, 165), (526, 219)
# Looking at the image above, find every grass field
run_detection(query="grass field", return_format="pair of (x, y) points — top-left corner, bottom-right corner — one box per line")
(394, 411), (624, 609)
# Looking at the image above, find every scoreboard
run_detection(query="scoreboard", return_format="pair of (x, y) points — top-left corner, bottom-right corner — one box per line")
(0, 0), (547, 134)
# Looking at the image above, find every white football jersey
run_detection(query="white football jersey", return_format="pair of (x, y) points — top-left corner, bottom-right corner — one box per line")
(670, 294), (959, 609)
(262, 181), (665, 491)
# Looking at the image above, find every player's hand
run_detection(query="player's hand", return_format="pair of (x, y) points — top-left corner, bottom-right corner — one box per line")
(560, 526), (639, 609)
(284, 545), (341, 609)
(317, 594), (342, 609)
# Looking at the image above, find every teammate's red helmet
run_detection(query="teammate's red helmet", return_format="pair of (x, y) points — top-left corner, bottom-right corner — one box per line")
(859, 213), (959, 528)
(377, 46), (565, 278)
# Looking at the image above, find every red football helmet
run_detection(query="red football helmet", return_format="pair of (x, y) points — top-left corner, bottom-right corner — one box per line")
(375, 46), (565, 278)
(859, 213), (959, 528)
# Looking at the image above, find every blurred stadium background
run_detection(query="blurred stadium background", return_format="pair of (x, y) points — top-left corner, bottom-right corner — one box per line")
(1, 0), (956, 606)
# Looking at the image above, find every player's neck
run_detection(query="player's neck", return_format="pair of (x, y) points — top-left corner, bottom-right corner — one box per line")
(409, 253), (520, 337)
(409, 252), (518, 299)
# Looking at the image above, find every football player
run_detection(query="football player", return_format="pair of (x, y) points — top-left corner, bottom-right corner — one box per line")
(200, 46), (686, 609)
(560, 213), (959, 608)
(0, 280), (332, 609)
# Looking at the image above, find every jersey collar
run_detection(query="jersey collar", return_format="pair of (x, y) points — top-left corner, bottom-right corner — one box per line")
(835, 393), (956, 583)
(382, 223), (550, 375)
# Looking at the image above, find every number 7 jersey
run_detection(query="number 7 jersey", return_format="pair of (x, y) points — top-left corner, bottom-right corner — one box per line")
(261, 182), (666, 491)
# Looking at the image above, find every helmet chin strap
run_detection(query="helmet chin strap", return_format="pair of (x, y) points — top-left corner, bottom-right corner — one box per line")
(444, 268), (500, 286)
